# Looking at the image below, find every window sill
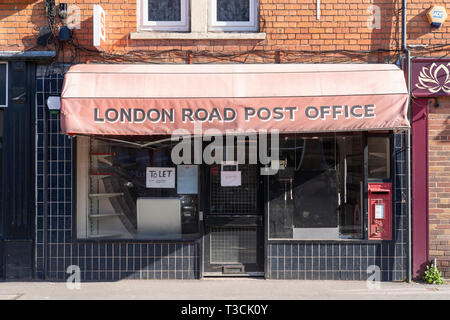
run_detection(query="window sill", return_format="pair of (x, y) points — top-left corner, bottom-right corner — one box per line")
(130, 31), (266, 40)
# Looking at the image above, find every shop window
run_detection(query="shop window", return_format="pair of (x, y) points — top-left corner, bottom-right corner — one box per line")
(0, 63), (7, 107)
(368, 136), (390, 180)
(140, 0), (190, 31)
(268, 133), (364, 240)
(208, 0), (259, 32)
(76, 136), (199, 240)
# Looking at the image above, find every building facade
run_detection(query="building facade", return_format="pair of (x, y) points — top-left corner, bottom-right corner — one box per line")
(411, 58), (450, 279)
(0, 0), (449, 281)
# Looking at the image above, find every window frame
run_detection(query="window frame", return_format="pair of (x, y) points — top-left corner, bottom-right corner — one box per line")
(0, 62), (8, 108)
(139, 0), (190, 32)
(208, 0), (259, 32)
(266, 133), (369, 242)
(75, 136), (201, 241)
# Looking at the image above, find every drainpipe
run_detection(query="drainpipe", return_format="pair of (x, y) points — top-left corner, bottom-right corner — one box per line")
(401, 0), (412, 283)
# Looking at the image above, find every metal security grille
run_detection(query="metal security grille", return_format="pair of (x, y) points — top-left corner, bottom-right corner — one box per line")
(209, 164), (258, 214)
(210, 227), (257, 264)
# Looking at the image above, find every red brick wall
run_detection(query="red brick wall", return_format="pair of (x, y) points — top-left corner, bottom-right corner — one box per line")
(0, 0), (449, 63)
(428, 97), (450, 278)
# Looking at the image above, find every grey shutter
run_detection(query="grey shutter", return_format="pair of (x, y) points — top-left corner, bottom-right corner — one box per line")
(0, 64), (7, 106)
(2, 61), (35, 239)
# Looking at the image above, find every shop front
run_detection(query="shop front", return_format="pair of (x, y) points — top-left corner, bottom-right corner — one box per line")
(36, 63), (410, 281)
(410, 58), (450, 279)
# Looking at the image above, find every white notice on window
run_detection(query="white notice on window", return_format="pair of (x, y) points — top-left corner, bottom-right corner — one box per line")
(221, 171), (241, 187)
(177, 165), (198, 194)
(375, 204), (384, 219)
(146, 167), (175, 188)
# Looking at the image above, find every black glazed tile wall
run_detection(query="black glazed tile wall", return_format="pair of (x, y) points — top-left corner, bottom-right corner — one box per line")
(35, 67), (200, 281)
(267, 133), (409, 281)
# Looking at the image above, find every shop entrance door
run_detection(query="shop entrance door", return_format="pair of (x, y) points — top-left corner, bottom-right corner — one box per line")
(202, 164), (264, 276)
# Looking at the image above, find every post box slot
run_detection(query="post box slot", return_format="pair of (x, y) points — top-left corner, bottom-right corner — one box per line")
(370, 190), (390, 194)
(223, 265), (245, 274)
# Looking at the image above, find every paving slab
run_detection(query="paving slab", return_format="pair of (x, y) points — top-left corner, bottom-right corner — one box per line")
(0, 279), (449, 300)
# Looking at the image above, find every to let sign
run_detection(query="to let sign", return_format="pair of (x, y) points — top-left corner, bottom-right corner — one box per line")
(146, 167), (175, 188)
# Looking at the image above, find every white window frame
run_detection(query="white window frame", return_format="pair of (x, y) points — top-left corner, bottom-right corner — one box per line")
(139, 0), (190, 32)
(208, 0), (258, 32)
(0, 62), (8, 108)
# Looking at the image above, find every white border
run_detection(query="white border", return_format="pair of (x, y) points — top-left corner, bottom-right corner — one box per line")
(0, 62), (8, 108)
(139, 0), (189, 31)
(208, 0), (258, 32)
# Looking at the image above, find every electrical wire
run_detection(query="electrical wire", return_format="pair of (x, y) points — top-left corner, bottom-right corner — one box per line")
(39, 1), (448, 67)
(66, 36), (403, 65)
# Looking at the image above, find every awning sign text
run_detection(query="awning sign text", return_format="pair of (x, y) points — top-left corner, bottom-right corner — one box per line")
(94, 104), (376, 124)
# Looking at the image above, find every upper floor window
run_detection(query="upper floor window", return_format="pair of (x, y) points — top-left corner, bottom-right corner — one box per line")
(140, 0), (190, 31)
(208, 0), (258, 32)
(138, 0), (259, 33)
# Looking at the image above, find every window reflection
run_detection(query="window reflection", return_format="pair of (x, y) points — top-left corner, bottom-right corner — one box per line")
(269, 133), (364, 240)
(77, 136), (199, 240)
(368, 136), (390, 180)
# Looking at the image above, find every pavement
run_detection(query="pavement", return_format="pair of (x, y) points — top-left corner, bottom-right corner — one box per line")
(0, 278), (449, 300)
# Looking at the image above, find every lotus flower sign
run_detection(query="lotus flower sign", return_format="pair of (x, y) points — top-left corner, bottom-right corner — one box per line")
(412, 59), (450, 97)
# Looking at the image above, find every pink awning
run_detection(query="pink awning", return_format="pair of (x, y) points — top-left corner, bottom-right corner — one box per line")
(60, 63), (409, 135)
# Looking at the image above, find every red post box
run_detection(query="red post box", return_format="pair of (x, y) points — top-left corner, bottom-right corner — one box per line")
(368, 182), (392, 240)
